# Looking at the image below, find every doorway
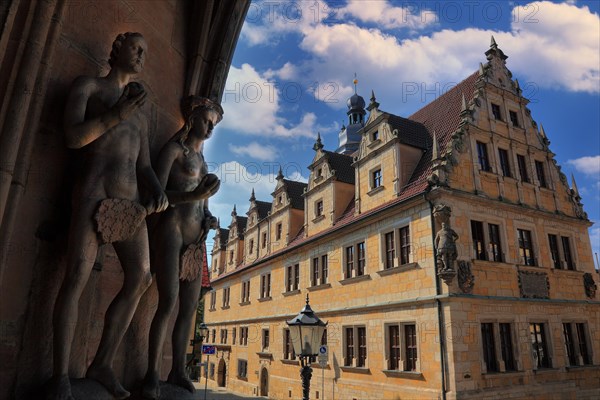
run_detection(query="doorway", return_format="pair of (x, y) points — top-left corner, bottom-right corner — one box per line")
(217, 358), (226, 387)
(260, 367), (268, 396)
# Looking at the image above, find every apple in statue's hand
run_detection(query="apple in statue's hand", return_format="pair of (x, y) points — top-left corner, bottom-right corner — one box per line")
(204, 174), (219, 186)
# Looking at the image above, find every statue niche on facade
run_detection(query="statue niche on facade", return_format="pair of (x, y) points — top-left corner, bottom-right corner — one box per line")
(433, 204), (459, 284)
(142, 96), (222, 399)
(49, 33), (168, 400)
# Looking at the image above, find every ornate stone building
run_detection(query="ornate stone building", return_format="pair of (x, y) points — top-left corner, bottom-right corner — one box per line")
(204, 39), (599, 399)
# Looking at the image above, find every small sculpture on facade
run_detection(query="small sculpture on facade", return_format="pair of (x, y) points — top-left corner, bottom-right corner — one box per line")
(458, 261), (475, 294)
(49, 33), (168, 400)
(433, 204), (458, 284)
(583, 273), (597, 299)
(142, 96), (222, 399)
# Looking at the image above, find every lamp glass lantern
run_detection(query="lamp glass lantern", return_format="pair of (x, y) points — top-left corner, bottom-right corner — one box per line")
(198, 322), (209, 340)
(286, 296), (327, 358)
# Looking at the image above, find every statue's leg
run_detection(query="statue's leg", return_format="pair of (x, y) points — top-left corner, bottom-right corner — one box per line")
(87, 223), (152, 399)
(167, 277), (203, 393)
(49, 204), (99, 400)
(142, 231), (182, 399)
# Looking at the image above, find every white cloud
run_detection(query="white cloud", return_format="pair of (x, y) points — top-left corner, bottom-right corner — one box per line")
(219, 63), (318, 138)
(567, 155), (600, 175)
(336, 0), (436, 30)
(265, 62), (298, 80)
(229, 142), (278, 161)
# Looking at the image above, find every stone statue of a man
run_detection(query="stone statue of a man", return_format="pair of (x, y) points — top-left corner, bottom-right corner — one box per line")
(435, 222), (459, 273)
(142, 96), (221, 399)
(49, 32), (168, 400)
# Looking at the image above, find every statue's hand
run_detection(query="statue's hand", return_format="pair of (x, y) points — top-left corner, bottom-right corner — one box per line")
(193, 174), (220, 200)
(153, 190), (169, 213)
(114, 83), (147, 121)
(200, 216), (218, 242)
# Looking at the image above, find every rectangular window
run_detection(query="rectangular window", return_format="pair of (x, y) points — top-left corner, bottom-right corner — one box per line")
(356, 242), (366, 276)
(548, 234), (561, 269)
(312, 257), (319, 287)
(276, 223), (282, 241)
(262, 329), (270, 352)
(518, 229), (535, 266)
(399, 226), (410, 265)
(229, 250), (234, 263)
(241, 280), (250, 303)
(249, 239), (254, 254)
(481, 323), (498, 372)
(499, 323), (516, 371)
(222, 287), (230, 308)
(237, 359), (247, 378)
(240, 327), (248, 346)
(262, 232), (267, 248)
(561, 236), (575, 270)
(345, 327), (354, 367)
(316, 200), (324, 217)
(535, 160), (547, 188)
(471, 220), (486, 261)
(530, 323), (551, 368)
(509, 110), (519, 127)
(388, 325), (400, 370)
(284, 329), (296, 360)
(498, 148), (512, 177)
(220, 329), (228, 344)
(563, 323), (577, 366)
(357, 327), (367, 367)
(385, 231), (395, 269)
(232, 327), (237, 345)
(576, 323), (591, 365)
(210, 291), (216, 310)
(517, 155), (530, 183)
(260, 273), (271, 299)
(372, 131), (379, 141)
(345, 245), (354, 279)
(491, 103), (502, 120)
(404, 324), (418, 372)
(477, 141), (491, 172)
(321, 255), (328, 284)
(211, 329), (216, 343)
(285, 264), (299, 292)
(488, 224), (503, 262)
(372, 169), (382, 188)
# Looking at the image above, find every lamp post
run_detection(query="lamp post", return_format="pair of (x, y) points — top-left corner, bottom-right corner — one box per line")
(286, 295), (327, 400)
(188, 322), (209, 381)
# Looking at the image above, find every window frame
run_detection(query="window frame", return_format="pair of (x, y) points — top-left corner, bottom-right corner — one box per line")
(530, 322), (552, 369)
(371, 167), (382, 189)
(384, 322), (420, 372)
(498, 148), (512, 178)
(343, 325), (368, 368)
(491, 103), (503, 121)
(479, 321), (519, 373)
(476, 141), (491, 172)
(517, 154), (530, 183)
(237, 359), (248, 378)
(285, 263), (300, 292)
(535, 160), (547, 188)
(260, 273), (271, 299)
(509, 110), (520, 127)
(517, 228), (536, 266)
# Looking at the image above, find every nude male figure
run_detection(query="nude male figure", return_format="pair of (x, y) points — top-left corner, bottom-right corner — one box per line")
(142, 96), (221, 399)
(48, 32), (168, 400)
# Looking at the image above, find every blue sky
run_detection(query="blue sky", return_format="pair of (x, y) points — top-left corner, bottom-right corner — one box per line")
(205, 0), (600, 267)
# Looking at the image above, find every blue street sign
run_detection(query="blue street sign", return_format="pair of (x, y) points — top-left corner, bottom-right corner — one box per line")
(202, 345), (216, 355)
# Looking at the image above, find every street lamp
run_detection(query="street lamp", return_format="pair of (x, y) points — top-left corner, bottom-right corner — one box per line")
(188, 322), (209, 381)
(286, 295), (327, 400)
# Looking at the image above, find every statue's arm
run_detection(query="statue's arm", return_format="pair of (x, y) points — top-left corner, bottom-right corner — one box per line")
(64, 77), (121, 149)
(138, 118), (168, 213)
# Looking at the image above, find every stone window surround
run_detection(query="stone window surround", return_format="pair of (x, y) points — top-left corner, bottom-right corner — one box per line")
(342, 325), (368, 368)
(544, 229), (578, 271)
(513, 221), (540, 267)
(369, 165), (383, 191)
(383, 321), (421, 373)
(467, 215), (509, 264)
(477, 319), (521, 374)
(528, 320), (554, 370)
(340, 235), (369, 280)
(377, 216), (412, 271)
(561, 320), (593, 367)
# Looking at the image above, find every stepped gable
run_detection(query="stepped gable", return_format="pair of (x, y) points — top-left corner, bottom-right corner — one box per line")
(284, 179), (308, 210)
(387, 114), (430, 150)
(255, 201), (272, 220)
(399, 71), (479, 200)
(323, 150), (355, 184)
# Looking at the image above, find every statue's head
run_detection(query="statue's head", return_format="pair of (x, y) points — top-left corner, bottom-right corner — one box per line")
(181, 96), (224, 125)
(109, 32), (146, 73)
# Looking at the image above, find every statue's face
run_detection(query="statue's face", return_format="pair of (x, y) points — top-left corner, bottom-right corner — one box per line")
(116, 35), (147, 74)
(190, 109), (220, 140)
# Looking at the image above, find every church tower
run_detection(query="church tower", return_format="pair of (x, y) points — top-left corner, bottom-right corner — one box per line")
(336, 77), (366, 155)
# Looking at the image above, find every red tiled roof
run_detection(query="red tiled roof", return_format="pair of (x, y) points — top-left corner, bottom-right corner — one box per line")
(211, 72), (479, 283)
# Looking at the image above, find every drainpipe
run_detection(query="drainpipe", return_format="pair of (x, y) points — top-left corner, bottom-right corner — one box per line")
(0, 0), (66, 285)
(428, 196), (447, 400)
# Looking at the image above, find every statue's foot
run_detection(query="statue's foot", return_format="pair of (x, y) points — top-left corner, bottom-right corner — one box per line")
(141, 372), (160, 399)
(167, 371), (195, 393)
(46, 375), (75, 400)
(86, 364), (130, 399)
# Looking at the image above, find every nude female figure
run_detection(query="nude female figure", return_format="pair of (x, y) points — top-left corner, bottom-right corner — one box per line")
(49, 33), (168, 400)
(141, 96), (222, 399)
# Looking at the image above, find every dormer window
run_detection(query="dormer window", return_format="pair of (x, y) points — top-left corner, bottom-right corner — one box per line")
(317, 168), (323, 177)
(316, 200), (324, 217)
(278, 195), (283, 205)
(229, 250), (234, 263)
(276, 223), (282, 241)
(372, 169), (382, 189)
(509, 110), (519, 127)
(262, 232), (267, 248)
(372, 131), (379, 141)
